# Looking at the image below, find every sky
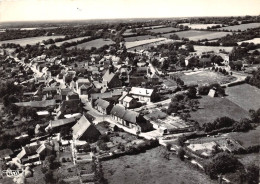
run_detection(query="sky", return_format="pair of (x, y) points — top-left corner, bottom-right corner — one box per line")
(0, 0), (259, 22)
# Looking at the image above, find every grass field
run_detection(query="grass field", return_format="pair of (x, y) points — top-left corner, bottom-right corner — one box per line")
(51, 36), (90, 47)
(179, 23), (222, 29)
(237, 153), (260, 167)
(128, 39), (176, 51)
(0, 36), (65, 46)
(190, 96), (249, 126)
(68, 38), (114, 50)
(124, 35), (156, 42)
(162, 30), (229, 41)
(238, 38), (260, 45)
(225, 84), (260, 111)
(227, 126), (260, 148)
(102, 146), (216, 184)
(148, 27), (180, 33)
(217, 23), (260, 31)
(194, 45), (233, 54)
(179, 70), (236, 86)
(125, 38), (166, 49)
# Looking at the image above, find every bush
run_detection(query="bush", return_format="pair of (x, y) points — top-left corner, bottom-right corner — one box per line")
(61, 158), (67, 163)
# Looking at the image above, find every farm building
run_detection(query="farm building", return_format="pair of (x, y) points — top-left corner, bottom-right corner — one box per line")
(72, 115), (101, 142)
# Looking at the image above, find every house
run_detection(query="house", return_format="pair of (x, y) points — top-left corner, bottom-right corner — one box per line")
(78, 84), (92, 95)
(76, 78), (91, 94)
(16, 143), (53, 164)
(56, 99), (82, 119)
(118, 92), (138, 109)
(72, 115), (101, 142)
(94, 99), (113, 115)
(102, 68), (122, 88)
(45, 115), (81, 132)
(129, 87), (156, 102)
(66, 91), (79, 100)
(110, 104), (152, 132)
(208, 89), (217, 97)
(89, 89), (122, 107)
(60, 88), (72, 100)
(148, 73), (160, 84)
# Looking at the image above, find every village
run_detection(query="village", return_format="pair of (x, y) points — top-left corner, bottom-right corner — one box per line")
(0, 15), (259, 184)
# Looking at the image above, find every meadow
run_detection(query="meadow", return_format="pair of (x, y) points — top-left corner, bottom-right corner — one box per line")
(102, 146), (216, 184)
(225, 84), (260, 111)
(179, 70), (236, 86)
(50, 36), (90, 47)
(67, 38), (114, 50)
(0, 36), (65, 46)
(217, 23), (260, 31)
(227, 126), (260, 148)
(237, 38), (260, 45)
(189, 95), (249, 126)
(125, 38), (166, 49)
(194, 45), (233, 54)
(179, 23), (222, 29)
(124, 35), (156, 42)
(148, 27), (180, 33)
(162, 30), (229, 41)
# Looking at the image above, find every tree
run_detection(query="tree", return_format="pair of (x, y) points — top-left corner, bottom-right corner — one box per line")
(246, 164), (259, 184)
(204, 152), (243, 179)
(44, 170), (54, 183)
(186, 43), (195, 52)
(187, 86), (197, 98)
(177, 147), (185, 161)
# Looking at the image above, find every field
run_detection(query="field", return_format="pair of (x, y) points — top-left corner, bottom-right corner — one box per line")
(194, 45), (233, 54)
(68, 38), (114, 50)
(0, 36), (65, 46)
(125, 38), (166, 49)
(179, 70), (236, 86)
(128, 39), (176, 51)
(217, 23), (260, 31)
(162, 30), (230, 41)
(225, 84), (260, 111)
(227, 126), (260, 148)
(48, 36), (90, 47)
(237, 153), (260, 167)
(102, 146), (216, 184)
(179, 23), (222, 29)
(148, 27), (180, 33)
(238, 38), (260, 45)
(124, 35), (156, 42)
(190, 96), (249, 126)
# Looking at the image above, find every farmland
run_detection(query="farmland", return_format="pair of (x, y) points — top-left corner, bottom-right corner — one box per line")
(124, 35), (156, 42)
(162, 30), (230, 41)
(179, 23), (222, 29)
(217, 23), (260, 31)
(194, 45), (233, 54)
(237, 153), (260, 167)
(179, 70), (236, 86)
(190, 95), (249, 126)
(238, 37), (260, 45)
(48, 36), (90, 47)
(0, 36), (65, 46)
(225, 84), (260, 111)
(227, 126), (260, 148)
(102, 146), (216, 184)
(125, 38), (166, 49)
(67, 38), (114, 50)
(148, 27), (180, 33)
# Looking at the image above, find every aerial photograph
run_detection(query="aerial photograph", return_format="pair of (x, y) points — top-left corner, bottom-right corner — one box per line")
(0, 0), (259, 183)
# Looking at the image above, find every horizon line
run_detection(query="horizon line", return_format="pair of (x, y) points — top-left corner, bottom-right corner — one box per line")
(1, 14), (259, 24)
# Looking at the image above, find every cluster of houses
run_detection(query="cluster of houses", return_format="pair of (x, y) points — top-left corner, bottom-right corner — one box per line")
(2, 51), (163, 166)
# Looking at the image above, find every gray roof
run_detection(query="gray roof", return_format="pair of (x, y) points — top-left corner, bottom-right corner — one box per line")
(14, 100), (56, 108)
